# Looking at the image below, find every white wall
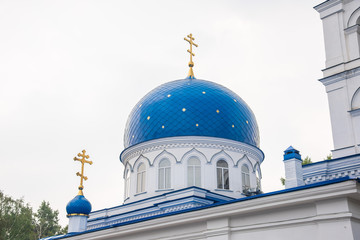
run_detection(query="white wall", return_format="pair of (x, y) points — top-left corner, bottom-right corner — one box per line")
(121, 136), (264, 202)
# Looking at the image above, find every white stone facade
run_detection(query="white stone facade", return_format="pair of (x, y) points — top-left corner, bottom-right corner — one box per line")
(53, 179), (360, 240)
(315, 0), (360, 158)
(284, 158), (304, 189)
(68, 216), (88, 233)
(120, 136), (264, 202)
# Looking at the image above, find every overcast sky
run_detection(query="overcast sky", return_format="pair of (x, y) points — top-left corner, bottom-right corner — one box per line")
(0, 0), (330, 226)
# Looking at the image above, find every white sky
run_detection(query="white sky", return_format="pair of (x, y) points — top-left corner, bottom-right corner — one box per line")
(0, 0), (331, 226)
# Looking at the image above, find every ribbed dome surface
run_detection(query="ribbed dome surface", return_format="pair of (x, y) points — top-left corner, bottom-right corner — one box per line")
(66, 195), (92, 216)
(124, 79), (259, 148)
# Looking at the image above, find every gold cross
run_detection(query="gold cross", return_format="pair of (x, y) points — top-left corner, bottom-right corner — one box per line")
(184, 33), (198, 79)
(73, 150), (93, 195)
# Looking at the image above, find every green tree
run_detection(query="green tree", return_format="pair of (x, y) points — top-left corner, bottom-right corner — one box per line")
(0, 191), (67, 240)
(324, 154), (332, 160)
(280, 177), (285, 186)
(302, 156), (312, 165)
(33, 201), (64, 239)
(0, 190), (36, 240)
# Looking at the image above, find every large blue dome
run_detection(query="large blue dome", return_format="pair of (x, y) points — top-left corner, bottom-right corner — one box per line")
(124, 79), (260, 148)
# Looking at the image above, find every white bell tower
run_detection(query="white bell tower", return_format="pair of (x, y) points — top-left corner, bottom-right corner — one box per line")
(315, 0), (360, 158)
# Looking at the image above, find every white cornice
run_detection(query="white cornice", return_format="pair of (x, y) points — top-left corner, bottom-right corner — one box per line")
(63, 180), (359, 239)
(319, 66), (360, 86)
(314, 0), (343, 14)
(120, 136), (264, 164)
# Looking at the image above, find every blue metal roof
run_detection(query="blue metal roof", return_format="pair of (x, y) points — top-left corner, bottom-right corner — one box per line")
(124, 79), (260, 148)
(66, 195), (92, 216)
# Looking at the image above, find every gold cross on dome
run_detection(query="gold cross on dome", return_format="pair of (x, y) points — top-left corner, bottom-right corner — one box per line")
(184, 33), (198, 79)
(73, 150), (93, 195)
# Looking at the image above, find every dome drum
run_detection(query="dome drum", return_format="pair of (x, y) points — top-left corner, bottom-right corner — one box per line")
(121, 136), (264, 203)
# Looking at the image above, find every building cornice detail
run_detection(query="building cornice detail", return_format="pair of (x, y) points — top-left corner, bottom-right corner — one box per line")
(319, 66), (360, 86)
(120, 136), (264, 164)
(61, 180), (359, 239)
(314, 0), (342, 14)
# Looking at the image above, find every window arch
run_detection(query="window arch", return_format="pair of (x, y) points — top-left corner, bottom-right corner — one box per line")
(187, 157), (201, 187)
(242, 164), (250, 191)
(137, 163), (146, 193)
(158, 159), (171, 189)
(351, 87), (360, 110)
(256, 169), (261, 190)
(124, 169), (130, 199)
(217, 160), (229, 190)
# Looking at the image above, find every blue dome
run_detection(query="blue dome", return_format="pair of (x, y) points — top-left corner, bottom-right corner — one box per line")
(124, 79), (260, 148)
(66, 195), (92, 216)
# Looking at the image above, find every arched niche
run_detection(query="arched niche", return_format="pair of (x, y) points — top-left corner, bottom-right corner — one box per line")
(347, 8), (360, 27)
(180, 148), (207, 164)
(122, 162), (133, 179)
(210, 150), (235, 166)
(351, 87), (360, 110)
(253, 162), (262, 178)
(133, 155), (151, 169)
(236, 155), (254, 171)
(153, 150), (177, 166)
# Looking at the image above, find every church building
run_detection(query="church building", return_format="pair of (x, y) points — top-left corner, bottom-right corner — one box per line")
(43, 0), (360, 239)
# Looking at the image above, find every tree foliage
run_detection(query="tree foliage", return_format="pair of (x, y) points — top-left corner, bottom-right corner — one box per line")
(33, 201), (65, 239)
(0, 191), (67, 240)
(280, 177), (285, 186)
(0, 191), (35, 240)
(302, 156), (312, 165)
(324, 154), (332, 160)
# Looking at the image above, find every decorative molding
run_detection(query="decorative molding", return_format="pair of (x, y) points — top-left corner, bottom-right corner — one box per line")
(314, 0), (342, 15)
(347, 7), (360, 27)
(319, 66), (360, 86)
(349, 108), (360, 116)
(133, 155), (151, 168)
(303, 155), (360, 184)
(344, 24), (360, 35)
(235, 155), (253, 171)
(123, 163), (133, 179)
(253, 162), (262, 178)
(120, 136), (264, 164)
(153, 150), (177, 166)
(180, 148), (208, 164)
(210, 150), (234, 166)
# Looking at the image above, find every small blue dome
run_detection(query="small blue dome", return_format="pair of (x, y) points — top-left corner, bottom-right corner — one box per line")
(66, 195), (92, 216)
(124, 79), (260, 148)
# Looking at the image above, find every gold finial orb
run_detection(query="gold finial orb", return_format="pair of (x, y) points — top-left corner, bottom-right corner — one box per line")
(73, 149), (93, 195)
(184, 33), (198, 79)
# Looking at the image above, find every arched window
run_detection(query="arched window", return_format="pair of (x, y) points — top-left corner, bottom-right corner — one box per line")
(216, 160), (229, 190)
(158, 159), (171, 189)
(256, 169), (261, 190)
(137, 163), (146, 193)
(187, 157), (201, 187)
(124, 169), (130, 199)
(242, 165), (250, 191)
